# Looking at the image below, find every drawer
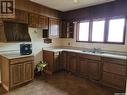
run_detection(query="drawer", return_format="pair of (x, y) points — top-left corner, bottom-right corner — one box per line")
(10, 56), (34, 64)
(79, 54), (101, 61)
(102, 57), (126, 65)
(103, 62), (126, 76)
(102, 72), (126, 90)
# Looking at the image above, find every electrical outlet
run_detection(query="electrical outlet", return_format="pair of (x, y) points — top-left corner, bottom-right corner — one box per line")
(68, 42), (70, 46)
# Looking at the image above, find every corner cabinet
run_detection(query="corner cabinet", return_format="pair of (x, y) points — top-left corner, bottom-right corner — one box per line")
(49, 18), (61, 38)
(61, 21), (74, 38)
(43, 50), (62, 74)
(1, 56), (34, 91)
(67, 52), (77, 74)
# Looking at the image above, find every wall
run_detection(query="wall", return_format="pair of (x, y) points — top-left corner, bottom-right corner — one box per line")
(61, 0), (127, 52)
(28, 28), (62, 65)
(0, 28), (62, 65)
(63, 0), (127, 21)
(60, 23), (127, 52)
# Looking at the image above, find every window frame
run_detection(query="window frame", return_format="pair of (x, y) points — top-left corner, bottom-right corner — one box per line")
(76, 16), (126, 44)
(76, 20), (91, 42)
(106, 17), (126, 44)
(91, 19), (106, 42)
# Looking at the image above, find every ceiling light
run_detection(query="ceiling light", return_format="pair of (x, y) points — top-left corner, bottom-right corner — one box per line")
(73, 0), (79, 3)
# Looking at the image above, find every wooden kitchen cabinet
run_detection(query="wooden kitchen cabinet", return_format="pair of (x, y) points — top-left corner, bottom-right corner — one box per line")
(3, 10), (28, 24)
(67, 52), (77, 74)
(60, 51), (67, 70)
(77, 55), (88, 78)
(24, 62), (33, 82)
(28, 13), (39, 27)
(60, 21), (67, 38)
(61, 21), (74, 38)
(88, 60), (101, 81)
(1, 56), (34, 91)
(77, 54), (101, 80)
(102, 57), (126, 90)
(43, 50), (61, 74)
(38, 15), (49, 29)
(10, 63), (24, 88)
(15, 10), (28, 24)
(49, 18), (61, 38)
(43, 50), (54, 74)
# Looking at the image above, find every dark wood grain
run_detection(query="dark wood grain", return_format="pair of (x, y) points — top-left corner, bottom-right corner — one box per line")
(15, 0), (62, 18)
(63, 0), (127, 21)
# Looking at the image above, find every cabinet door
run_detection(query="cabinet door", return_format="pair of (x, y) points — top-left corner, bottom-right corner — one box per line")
(38, 15), (48, 29)
(60, 51), (67, 70)
(67, 22), (74, 38)
(54, 53), (60, 72)
(60, 21), (67, 38)
(88, 60), (101, 81)
(43, 50), (54, 74)
(10, 63), (24, 87)
(67, 52), (77, 73)
(49, 18), (61, 38)
(15, 10), (28, 23)
(77, 57), (88, 78)
(24, 61), (33, 82)
(102, 72), (126, 90)
(29, 13), (39, 27)
(102, 58), (126, 90)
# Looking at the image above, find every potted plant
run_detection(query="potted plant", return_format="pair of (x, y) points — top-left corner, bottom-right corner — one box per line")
(35, 61), (47, 76)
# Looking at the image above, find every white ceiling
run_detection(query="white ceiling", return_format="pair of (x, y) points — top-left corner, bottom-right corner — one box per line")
(30, 0), (115, 12)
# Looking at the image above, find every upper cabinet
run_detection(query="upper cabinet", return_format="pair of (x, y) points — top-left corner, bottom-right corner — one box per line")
(49, 18), (61, 38)
(3, 10), (28, 24)
(61, 21), (74, 38)
(15, 10), (28, 24)
(28, 13), (39, 28)
(28, 13), (49, 29)
(38, 15), (49, 29)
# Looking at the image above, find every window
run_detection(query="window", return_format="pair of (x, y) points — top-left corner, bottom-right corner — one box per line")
(78, 22), (90, 41)
(92, 20), (105, 42)
(77, 17), (126, 44)
(108, 18), (125, 43)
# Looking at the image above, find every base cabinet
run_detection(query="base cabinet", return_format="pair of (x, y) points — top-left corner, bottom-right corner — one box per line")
(43, 50), (127, 91)
(10, 63), (24, 88)
(77, 56), (88, 78)
(102, 72), (126, 90)
(43, 50), (62, 74)
(24, 62), (33, 82)
(1, 56), (34, 91)
(88, 60), (101, 81)
(67, 52), (77, 74)
(102, 57), (126, 90)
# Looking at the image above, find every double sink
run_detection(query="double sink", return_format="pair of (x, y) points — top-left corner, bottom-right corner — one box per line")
(81, 49), (127, 60)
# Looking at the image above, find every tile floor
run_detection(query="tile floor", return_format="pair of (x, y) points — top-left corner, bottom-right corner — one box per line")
(1, 72), (119, 95)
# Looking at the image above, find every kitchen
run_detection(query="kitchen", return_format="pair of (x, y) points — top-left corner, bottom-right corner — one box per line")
(0, 0), (127, 95)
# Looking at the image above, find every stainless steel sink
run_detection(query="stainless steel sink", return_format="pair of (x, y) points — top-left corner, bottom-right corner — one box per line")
(82, 50), (105, 54)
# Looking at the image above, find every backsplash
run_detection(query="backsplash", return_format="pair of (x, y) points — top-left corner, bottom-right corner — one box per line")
(60, 38), (127, 52)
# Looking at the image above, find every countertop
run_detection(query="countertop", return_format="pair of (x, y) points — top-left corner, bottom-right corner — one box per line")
(0, 51), (34, 59)
(43, 47), (127, 60)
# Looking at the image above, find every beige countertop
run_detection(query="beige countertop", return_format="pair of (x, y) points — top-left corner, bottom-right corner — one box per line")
(43, 47), (127, 60)
(0, 51), (34, 59)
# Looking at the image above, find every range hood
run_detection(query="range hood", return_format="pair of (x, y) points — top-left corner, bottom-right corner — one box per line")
(0, 21), (31, 42)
